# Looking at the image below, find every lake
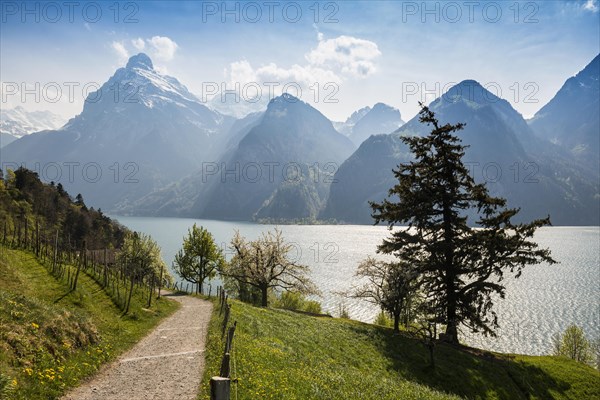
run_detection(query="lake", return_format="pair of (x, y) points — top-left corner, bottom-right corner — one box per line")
(112, 216), (599, 356)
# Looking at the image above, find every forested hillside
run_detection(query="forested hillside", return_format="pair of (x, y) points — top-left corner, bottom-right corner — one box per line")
(0, 167), (125, 252)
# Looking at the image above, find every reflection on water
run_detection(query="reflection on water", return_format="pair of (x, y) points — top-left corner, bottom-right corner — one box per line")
(113, 216), (599, 356)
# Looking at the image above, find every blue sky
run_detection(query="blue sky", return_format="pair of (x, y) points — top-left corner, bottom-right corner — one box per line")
(1, 0), (598, 121)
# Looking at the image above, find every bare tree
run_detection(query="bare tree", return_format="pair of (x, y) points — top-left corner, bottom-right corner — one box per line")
(223, 228), (319, 307)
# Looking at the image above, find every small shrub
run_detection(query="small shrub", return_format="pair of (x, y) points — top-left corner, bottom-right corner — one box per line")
(278, 291), (304, 311)
(338, 302), (350, 319)
(274, 291), (323, 314)
(373, 311), (392, 327)
(304, 300), (322, 314)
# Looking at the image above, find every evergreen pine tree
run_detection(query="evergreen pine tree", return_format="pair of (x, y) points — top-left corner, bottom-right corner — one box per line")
(371, 103), (556, 344)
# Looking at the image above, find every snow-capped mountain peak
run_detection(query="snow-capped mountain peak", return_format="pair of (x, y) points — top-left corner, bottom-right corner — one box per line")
(96, 54), (200, 108)
(0, 106), (65, 138)
(126, 53), (154, 71)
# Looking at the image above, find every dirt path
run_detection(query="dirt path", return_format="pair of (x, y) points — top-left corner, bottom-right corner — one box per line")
(62, 293), (213, 400)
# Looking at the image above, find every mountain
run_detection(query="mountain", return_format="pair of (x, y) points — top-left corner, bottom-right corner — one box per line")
(348, 103), (404, 146)
(208, 91), (270, 119)
(334, 103), (404, 146)
(528, 54), (599, 166)
(322, 80), (599, 225)
(321, 133), (411, 223)
(333, 106), (371, 135)
(192, 93), (356, 221)
(0, 106), (65, 138)
(1, 53), (235, 210)
(126, 111), (265, 217)
(0, 133), (18, 148)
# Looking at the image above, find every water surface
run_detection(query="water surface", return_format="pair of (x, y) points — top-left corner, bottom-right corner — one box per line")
(113, 216), (599, 355)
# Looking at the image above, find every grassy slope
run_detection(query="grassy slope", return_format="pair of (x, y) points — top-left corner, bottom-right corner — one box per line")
(0, 247), (179, 400)
(200, 299), (600, 400)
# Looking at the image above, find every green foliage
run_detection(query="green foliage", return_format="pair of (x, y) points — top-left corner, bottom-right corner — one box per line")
(222, 277), (264, 306)
(370, 104), (556, 343)
(276, 290), (304, 310)
(119, 231), (169, 312)
(374, 311), (393, 327)
(119, 231), (166, 279)
(0, 167), (125, 251)
(338, 302), (350, 319)
(200, 299), (600, 399)
(273, 291), (322, 314)
(223, 229), (318, 307)
(303, 299), (322, 314)
(172, 224), (224, 295)
(351, 256), (419, 331)
(592, 337), (600, 370)
(552, 325), (594, 365)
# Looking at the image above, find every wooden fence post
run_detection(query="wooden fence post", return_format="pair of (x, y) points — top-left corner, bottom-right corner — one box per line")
(221, 305), (231, 338)
(210, 376), (230, 400)
(219, 353), (231, 378)
(225, 321), (237, 354)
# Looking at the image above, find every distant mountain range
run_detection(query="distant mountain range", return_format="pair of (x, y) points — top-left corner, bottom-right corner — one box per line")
(323, 79), (599, 225)
(2, 53), (598, 225)
(528, 54), (599, 169)
(130, 93), (355, 220)
(198, 93), (355, 221)
(0, 107), (65, 148)
(338, 103), (404, 146)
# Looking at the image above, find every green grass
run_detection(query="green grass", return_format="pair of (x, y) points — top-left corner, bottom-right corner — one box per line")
(0, 247), (179, 400)
(200, 299), (600, 400)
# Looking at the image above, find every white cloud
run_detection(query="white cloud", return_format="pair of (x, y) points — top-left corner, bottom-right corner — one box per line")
(222, 59), (340, 101)
(111, 41), (129, 63)
(583, 0), (599, 12)
(132, 38), (145, 51)
(213, 34), (381, 112)
(228, 60), (340, 87)
(222, 34), (380, 94)
(312, 23), (324, 41)
(305, 35), (382, 77)
(110, 36), (178, 66)
(146, 36), (179, 61)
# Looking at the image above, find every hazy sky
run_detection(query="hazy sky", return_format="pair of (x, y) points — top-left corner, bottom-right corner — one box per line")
(1, 0), (598, 122)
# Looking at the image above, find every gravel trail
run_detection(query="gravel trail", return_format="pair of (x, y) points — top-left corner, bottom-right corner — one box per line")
(62, 293), (213, 400)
